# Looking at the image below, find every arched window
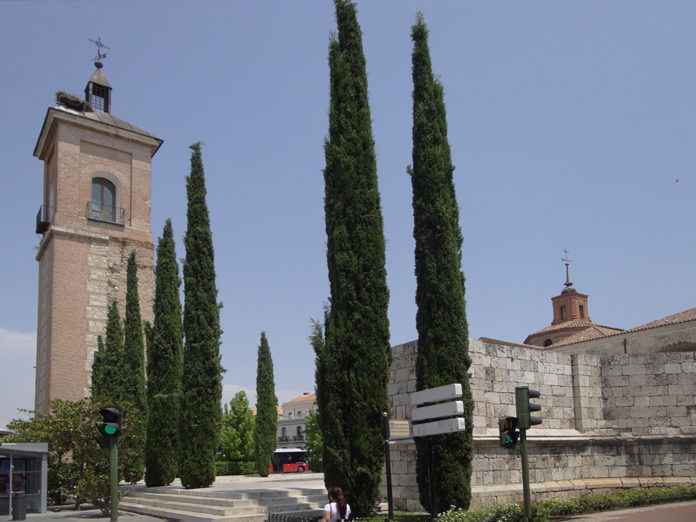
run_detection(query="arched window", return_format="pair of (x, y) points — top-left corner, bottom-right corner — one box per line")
(543, 339), (553, 347)
(90, 177), (116, 222)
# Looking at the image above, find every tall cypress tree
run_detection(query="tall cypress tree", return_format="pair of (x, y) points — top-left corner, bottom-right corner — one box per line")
(145, 220), (183, 487)
(180, 143), (223, 489)
(409, 14), (474, 514)
(311, 310), (341, 487)
(322, 0), (391, 514)
(92, 302), (127, 404)
(91, 335), (107, 399)
(254, 332), (277, 477)
(122, 251), (147, 483)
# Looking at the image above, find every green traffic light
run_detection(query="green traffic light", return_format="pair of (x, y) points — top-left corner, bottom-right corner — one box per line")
(104, 424), (117, 435)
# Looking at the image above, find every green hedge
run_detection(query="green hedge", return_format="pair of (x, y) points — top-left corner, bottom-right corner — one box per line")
(435, 485), (696, 522)
(215, 461), (256, 476)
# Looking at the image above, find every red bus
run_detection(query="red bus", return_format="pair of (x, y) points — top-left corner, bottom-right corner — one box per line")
(271, 448), (309, 473)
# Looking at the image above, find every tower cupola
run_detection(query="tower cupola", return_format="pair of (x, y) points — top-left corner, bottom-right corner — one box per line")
(84, 37), (111, 113)
(85, 63), (111, 113)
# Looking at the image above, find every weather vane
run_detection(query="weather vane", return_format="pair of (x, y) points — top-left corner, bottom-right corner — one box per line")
(89, 37), (110, 68)
(561, 249), (573, 288)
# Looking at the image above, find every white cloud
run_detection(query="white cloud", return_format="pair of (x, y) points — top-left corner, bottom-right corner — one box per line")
(0, 328), (36, 429)
(221, 382), (304, 408)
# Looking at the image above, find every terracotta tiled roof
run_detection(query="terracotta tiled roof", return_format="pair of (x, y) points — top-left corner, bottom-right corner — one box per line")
(546, 307), (696, 348)
(532, 318), (594, 334)
(250, 405), (284, 417)
(554, 324), (625, 346)
(284, 392), (316, 404)
(630, 307), (696, 331)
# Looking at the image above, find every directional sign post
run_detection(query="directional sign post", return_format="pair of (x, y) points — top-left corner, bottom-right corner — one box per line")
(409, 383), (466, 516)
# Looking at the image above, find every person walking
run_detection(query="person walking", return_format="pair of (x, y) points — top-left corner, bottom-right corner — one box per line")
(322, 487), (351, 522)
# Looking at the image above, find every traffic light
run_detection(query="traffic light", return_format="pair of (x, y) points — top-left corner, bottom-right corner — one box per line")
(97, 407), (122, 441)
(498, 416), (519, 448)
(515, 387), (542, 430)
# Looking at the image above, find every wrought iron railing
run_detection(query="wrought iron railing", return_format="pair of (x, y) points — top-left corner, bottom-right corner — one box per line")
(86, 202), (125, 225)
(268, 513), (322, 522)
(35, 206), (51, 234)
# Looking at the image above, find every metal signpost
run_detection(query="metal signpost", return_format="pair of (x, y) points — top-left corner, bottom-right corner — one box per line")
(410, 383), (466, 517)
(381, 412), (395, 521)
(382, 384), (466, 519)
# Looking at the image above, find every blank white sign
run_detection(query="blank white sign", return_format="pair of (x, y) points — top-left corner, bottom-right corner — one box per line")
(412, 417), (466, 438)
(411, 383), (462, 406)
(411, 400), (464, 422)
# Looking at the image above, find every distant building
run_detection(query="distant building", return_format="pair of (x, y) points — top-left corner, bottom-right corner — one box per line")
(524, 259), (623, 347)
(277, 392), (316, 449)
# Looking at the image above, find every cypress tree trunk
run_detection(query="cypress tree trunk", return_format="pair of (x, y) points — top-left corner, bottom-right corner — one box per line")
(322, 1), (391, 514)
(122, 251), (147, 483)
(254, 332), (277, 477)
(180, 143), (223, 489)
(145, 220), (183, 487)
(409, 14), (474, 513)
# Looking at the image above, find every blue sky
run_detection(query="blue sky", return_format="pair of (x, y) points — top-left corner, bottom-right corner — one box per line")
(1, 1), (694, 426)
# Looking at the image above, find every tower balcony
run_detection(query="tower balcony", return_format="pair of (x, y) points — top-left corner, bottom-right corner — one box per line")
(35, 206), (51, 234)
(86, 202), (125, 226)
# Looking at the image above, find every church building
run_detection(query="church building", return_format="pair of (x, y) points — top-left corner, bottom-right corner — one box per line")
(523, 259), (623, 347)
(32, 58), (161, 413)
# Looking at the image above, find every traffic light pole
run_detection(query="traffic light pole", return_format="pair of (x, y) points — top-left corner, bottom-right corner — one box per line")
(110, 439), (118, 522)
(519, 428), (530, 522)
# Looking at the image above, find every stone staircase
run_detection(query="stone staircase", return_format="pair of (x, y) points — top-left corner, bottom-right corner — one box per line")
(120, 487), (327, 522)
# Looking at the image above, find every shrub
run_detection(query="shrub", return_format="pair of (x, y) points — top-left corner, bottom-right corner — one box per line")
(215, 461), (256, 476)
(435, 485), (696, 522)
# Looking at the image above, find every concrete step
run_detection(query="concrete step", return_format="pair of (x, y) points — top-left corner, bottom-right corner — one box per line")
(122, 495), (264, 516)
(267, 503), (322, 514)
(128, 491), (257, 508)
(258, 495), (325, 508)
(272, 509), (324, 520)
(119, 501), (266, 522)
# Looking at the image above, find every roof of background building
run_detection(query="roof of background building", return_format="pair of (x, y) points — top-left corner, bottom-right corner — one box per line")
(630, 307), (696, 331)
(283, 392), (316, 405)
(554, 324), (626, 346)
(546, 306), (696, 348)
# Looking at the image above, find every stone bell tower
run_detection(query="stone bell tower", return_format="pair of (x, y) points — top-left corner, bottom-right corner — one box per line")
(33, 55), (162, 413)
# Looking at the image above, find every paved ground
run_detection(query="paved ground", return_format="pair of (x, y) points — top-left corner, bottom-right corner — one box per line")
(2, 473), (328, 522)
(569, 500), (696, 521)
(125, 471), (326, 495)
(1, 509), (161, 522)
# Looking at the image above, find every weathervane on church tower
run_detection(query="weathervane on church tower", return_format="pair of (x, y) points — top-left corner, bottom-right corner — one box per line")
(88, 37), (110, 69)
(562, 249), (573, 288)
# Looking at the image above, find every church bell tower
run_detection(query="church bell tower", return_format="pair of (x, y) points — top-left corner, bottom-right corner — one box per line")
(33, 51), (162, 413)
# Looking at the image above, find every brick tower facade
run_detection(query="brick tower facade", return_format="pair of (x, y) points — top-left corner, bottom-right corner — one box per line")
(33, 63), (162, 413)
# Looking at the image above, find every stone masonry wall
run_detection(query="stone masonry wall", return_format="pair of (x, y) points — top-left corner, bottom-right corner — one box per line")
(386, 436), (696, 511)
(389, 339), (604, 434)
(601, 351), (696, 436)
(386, 338), (696, 510)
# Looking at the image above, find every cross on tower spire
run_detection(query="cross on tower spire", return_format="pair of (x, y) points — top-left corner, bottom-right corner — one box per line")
(561, 249), (573, 288)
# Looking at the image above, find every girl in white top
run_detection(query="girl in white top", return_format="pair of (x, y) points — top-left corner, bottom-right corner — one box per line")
(322, 487), (351, 522)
